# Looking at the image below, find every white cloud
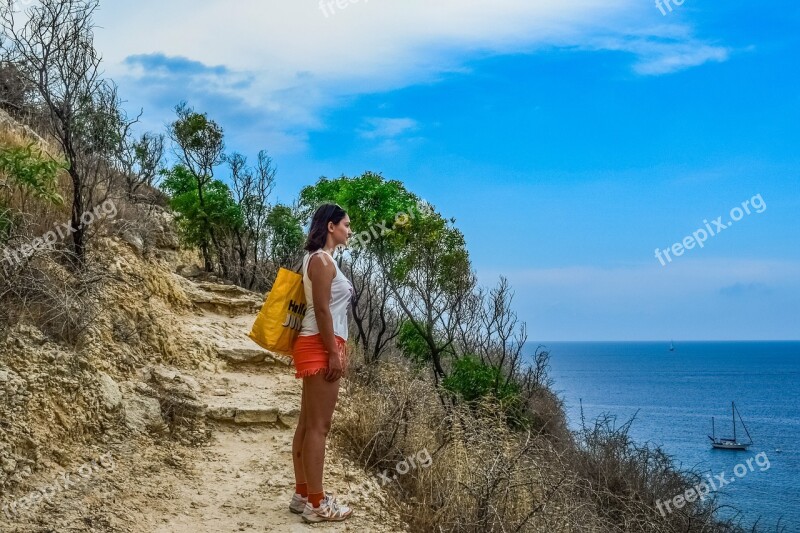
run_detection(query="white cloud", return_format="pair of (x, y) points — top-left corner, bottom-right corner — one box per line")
(91, 0), (731, 153)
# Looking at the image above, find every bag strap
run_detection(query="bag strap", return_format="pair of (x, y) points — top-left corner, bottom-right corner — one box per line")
(296, 249), (331, 277)
(291, 257), (303, 273)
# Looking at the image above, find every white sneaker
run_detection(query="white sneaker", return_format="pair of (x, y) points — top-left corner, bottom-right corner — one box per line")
(301, 494), (353, 523)
(289, 493), (307, 514)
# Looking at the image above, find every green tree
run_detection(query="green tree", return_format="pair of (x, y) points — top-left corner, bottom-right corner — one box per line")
(299, 173), (422, 363)
(264, 203), (304, 275)
(383, 203), (474, 386)
(168, 103), (227, 274)
(1, 0), (136, 265)
(299, 173), (474, 388)
(160, 164), (242, 260)
(442, 355), (524, 425)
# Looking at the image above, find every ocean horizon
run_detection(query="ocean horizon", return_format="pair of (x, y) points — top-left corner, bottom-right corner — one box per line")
(526, 340), (800, 530)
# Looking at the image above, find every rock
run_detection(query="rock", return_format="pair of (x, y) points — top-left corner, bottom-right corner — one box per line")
(198, 361), (215, 372)
(177, 278), (262, 316)
(212, 388), (229, 396)
(278, 408), (300, 427)
(2, 458), (16, 473)
(134, 381), (159, 397)
(217, 348), (266, 364)
(122, 393), (164, 434)
(234, 408), (279, 425)
(149, 366), (201, 400)
(121, 230), (144, 255)
(14, 324), (47, 346)
(178, 264), (202, 278)
(97, 371), (122, 411)
(152, 211), (180, 250)
(207, 407), (236, 422)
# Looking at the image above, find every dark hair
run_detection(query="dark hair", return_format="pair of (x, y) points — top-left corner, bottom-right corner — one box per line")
(304, 203), (347, 251)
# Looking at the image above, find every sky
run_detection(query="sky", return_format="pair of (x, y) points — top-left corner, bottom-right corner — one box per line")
(87, 0), (798, 341)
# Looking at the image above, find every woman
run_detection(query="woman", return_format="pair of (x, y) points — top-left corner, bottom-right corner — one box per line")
(288, 203), (355, 523)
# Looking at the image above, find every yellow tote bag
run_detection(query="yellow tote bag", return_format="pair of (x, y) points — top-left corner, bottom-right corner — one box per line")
(248, 267), (306, 358)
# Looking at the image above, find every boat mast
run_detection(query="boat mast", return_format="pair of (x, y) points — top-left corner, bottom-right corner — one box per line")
(732, 402), (737, 441)
(735, 403), (754, 444)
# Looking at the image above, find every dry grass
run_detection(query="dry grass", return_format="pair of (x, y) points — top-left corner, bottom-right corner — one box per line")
(0, 249), (107, 344)
(334, 351), (783, 533)
(335, 357), (599, 532)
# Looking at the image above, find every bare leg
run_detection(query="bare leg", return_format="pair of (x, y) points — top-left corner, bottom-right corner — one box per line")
(291, 379), (308, 486)
(301, 372), (341, 495)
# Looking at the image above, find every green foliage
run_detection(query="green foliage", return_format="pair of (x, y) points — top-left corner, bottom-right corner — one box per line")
(265, 203), (304, 267)
(0, 141), (65, 241)
(443, 355), (526, 426)
(298, 172), (421, 253)
(0, 141), (65, 204)
(389, 209), (471, 293)
(443, 355), (520, 404)
(170, 103), (224, 174)
(298, 171), (471, 292)
(159, 164), (241, 247)
(396, 319), (431, 364)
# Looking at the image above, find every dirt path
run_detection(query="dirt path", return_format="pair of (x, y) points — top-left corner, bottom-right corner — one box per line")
(1, 278), (408, 533)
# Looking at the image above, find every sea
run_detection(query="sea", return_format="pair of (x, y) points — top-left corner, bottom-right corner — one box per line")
(525, 341), (800, 531)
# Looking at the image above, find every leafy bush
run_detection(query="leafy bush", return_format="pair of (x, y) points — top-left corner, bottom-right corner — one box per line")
(396, 318), (430, 365)
(159, 164), (242, 250)
(0, 140), (65, 242)
(442, 354), (527, 426)
(0, 140), (64, 204)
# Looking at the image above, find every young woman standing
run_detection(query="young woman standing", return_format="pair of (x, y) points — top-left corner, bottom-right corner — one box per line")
(288, 203), (355, 523)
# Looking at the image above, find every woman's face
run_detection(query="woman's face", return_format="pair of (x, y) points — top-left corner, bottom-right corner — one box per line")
(329, 214), (353, 247)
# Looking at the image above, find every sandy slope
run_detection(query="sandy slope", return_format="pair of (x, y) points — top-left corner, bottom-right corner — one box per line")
(1, 272), (408, 532)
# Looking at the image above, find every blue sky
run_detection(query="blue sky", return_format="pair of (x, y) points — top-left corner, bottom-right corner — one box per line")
(93, 0), (798, 341)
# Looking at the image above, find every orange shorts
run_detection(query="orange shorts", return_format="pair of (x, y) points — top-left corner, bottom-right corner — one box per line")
(292, 333), (349, 379)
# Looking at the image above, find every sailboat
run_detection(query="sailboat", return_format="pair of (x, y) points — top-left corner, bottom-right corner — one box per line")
(669, 340), (675, 352)
(709, 402), (753, 450)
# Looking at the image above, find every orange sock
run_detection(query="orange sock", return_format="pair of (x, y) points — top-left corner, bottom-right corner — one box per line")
(308, 491), (324, 508)
(295, 483), (308, 497)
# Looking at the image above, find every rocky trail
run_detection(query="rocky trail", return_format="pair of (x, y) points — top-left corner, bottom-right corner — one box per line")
(1, 271), (408, 533)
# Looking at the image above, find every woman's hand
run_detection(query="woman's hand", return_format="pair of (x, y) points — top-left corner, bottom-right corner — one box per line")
(325, 351), (343, 382)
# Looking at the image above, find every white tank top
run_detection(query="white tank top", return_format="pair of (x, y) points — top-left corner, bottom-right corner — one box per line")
(299, 249), (354, 340)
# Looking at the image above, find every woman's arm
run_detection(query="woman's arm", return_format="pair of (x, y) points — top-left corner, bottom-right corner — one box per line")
(307, 253), (343, 381)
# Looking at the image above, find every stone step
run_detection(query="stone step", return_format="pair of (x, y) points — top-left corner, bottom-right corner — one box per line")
(174, 274), (263, 316)
(206, 405), (299, 427)
(216, 347), (291, 366)
(200, 369), (301, 428)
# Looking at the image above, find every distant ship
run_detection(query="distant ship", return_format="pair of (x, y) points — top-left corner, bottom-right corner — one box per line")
(709, 402), (753, 450)
(669, 340), (675, 352)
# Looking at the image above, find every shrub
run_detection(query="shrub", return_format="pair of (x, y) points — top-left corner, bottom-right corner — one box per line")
(0, 140), (64, 204)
